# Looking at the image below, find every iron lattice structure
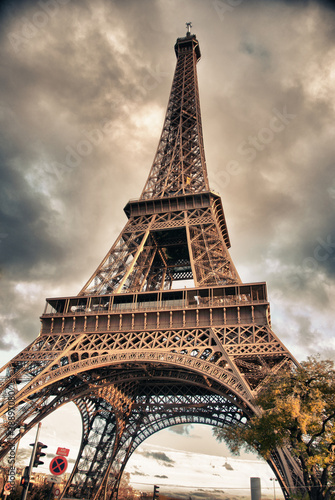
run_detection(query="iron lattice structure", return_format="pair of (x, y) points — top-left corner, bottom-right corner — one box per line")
(0, 31), (305, 499)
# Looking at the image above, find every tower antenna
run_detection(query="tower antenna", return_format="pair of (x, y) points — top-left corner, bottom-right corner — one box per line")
(186, 21), (192, 34)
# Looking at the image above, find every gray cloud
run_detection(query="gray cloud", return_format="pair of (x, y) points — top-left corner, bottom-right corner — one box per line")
(223, 461), (234, 471)
(0, 0), (334, 364)
(131, 471), (149, 477)
(139, 450), (175, 466)
(168, 424), (194, 436)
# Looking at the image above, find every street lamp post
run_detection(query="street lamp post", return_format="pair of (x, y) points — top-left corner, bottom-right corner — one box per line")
(270, 478), (277, 500)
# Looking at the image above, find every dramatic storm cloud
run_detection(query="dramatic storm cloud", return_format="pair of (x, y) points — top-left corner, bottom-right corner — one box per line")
(0, 0), (334, 366)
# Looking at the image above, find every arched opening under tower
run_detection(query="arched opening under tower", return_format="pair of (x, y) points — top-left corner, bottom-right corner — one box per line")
(16, 404), (281, 500)
(125, 423), (283, 500)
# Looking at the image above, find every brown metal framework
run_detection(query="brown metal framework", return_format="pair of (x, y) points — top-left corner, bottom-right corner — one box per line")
(0, 30), (305, 499)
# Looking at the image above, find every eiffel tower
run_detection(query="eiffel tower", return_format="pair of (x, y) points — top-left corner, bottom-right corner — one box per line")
(0, 27), (304, 499)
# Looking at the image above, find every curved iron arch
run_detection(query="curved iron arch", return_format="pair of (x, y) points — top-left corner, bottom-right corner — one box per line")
(0, 354), (303, 500)
(59, 367), (301, 500)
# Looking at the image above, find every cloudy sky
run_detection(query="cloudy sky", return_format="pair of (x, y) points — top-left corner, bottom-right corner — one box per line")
(0, 0), (335, 495)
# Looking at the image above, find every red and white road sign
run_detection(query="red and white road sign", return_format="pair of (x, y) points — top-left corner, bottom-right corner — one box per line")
(49, 456), (68, 476)
(54, 487), (61, 497)
(56, 447), (70, 457)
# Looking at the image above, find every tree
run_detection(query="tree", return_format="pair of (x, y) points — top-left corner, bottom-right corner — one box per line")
(29, 483), (52, 499)
(115, 472), (136, 500)
(213, 357), (335, 500)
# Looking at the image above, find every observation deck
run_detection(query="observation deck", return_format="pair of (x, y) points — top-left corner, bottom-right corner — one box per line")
(41, 282), (271, 336)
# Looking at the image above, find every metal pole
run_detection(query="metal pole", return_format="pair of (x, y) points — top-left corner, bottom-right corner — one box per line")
(21, 422), (41, 500)
(47, 482), (54, 500)
(270, 478), (277, 500)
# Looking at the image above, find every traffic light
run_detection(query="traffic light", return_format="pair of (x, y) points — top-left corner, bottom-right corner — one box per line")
(20, 466), (29, 488)
(32, 441), (47, 467)
(20, 477), (28, 487)
(20, 477), (33, 491)
(153, 484), (159, 500)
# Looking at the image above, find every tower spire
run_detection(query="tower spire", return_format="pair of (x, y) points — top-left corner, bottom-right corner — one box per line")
(78, 33), (240, 295)
(140, 29), (209, 199)
(186, 21), (192, 34)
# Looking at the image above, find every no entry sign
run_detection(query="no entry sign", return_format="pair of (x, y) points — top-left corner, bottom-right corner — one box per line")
(49, 456), (68, 476)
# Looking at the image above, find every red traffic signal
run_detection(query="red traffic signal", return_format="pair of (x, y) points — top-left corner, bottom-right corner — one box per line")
(20, 477), (27, 487)
(20, 466), (29, 488)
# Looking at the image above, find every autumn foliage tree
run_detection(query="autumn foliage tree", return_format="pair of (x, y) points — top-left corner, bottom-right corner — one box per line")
(213, 357), (335, 500)
(114, 472), (136, 500)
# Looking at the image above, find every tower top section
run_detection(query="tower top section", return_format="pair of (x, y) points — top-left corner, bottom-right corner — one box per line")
(78, 29), (237, 296)
(140, 29), (208, 200)
(174, 26), (201, 60)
